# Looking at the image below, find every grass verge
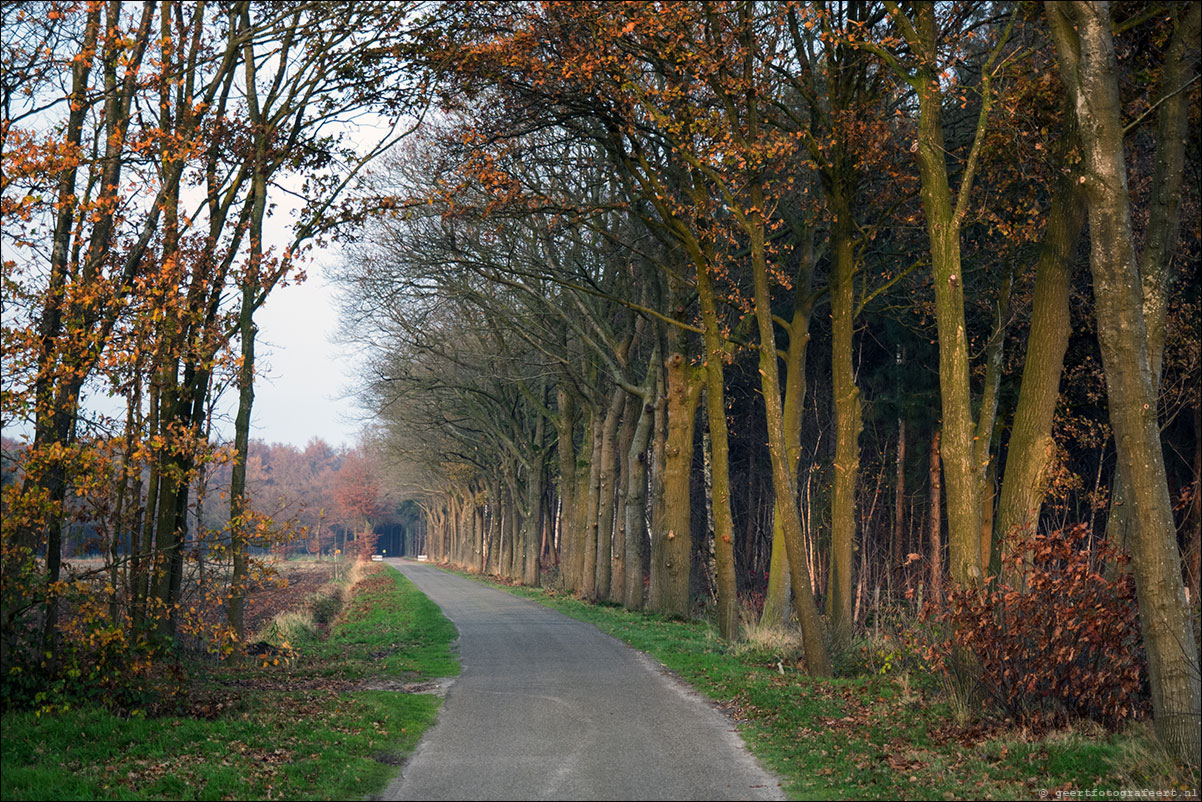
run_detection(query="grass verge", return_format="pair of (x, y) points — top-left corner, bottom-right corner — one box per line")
(1, 563), (458, 801)
(464, 574), (1199, 801)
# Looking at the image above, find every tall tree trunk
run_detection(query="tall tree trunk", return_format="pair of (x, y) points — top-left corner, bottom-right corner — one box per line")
(995, 173), (1084, 574)
(523, 413), (546, 587)
(889, 2), (1015, 590)
(458, 492), (471, 568)
(655, 352), (702, 617)
(741, 83), (832, 665)
(761, 231), (815, 628)
(488, 480), (503, 576)
(26, 6), (101, 653)
(1105, 2), (1200, 561)
(1048, 0), (1201, 765)
(571, 411), (594, 589)
(1138, 1), (1199, 389)
(611, 393), (638, 602)
(624, 347), (660, 610)
(476, 501), (487, 574)
(581, 415), (602, 599)
(828, 191), (861, 653)
(555, 386), (579, 592)
(521, 474), (542, 586)
(696, 269), (739, 639)
(501, 477), (517, 580)
(648, 369), (669, 611)
(624, 399), (654, 611)
(595, 387), (624, 600)
(150, 0), (199, 642)
(912, 64), (981, 590)
(227, 8), (268, 638)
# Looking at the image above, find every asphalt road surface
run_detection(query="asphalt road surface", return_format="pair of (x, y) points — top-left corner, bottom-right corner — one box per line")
(380, 559), (785, 801)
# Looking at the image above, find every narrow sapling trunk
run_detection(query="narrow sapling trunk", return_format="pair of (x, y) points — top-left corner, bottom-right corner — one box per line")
(1189, 403), (1201, 600)
(893, 414), (906, 590)
(929, 428), (943, 606)
(226, 284), (256, 639)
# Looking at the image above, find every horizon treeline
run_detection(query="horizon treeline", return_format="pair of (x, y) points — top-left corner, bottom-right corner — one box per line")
(1, 435), (410, 562)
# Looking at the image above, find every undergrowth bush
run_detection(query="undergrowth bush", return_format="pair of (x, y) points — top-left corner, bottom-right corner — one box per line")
(928, 524), (1147, 730)
(310, 585), (344, 625)
(2, 608), (185, 717)
(253, 611), (313, 656)
(839, 599), (944, 683)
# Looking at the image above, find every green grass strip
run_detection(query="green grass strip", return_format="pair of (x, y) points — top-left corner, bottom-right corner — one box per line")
(1, 566), (459, 801)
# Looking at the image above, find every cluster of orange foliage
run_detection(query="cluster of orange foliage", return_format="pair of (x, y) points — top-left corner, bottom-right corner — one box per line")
(1, 1), (415, 711)
(929, 525), (1146, 730)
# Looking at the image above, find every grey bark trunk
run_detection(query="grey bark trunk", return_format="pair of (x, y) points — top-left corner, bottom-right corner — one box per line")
(1047, 0), (1201, 765)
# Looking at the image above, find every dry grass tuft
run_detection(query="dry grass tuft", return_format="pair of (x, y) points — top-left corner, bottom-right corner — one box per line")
(345, 557), (371, 589)
(734, 604), (806, 665)
(1106, 721), (1199, 791)
(253, 609), (316, 648)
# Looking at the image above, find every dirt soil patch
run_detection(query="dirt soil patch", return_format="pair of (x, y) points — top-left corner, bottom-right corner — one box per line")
(242, 559), (338, 635)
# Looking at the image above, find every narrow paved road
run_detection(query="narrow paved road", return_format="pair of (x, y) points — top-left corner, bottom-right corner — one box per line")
(380, 560), (785, 801)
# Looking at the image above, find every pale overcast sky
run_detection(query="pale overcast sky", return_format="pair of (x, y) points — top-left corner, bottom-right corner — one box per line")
(241, 123), (395, 450)
(234, 253), (365, 449)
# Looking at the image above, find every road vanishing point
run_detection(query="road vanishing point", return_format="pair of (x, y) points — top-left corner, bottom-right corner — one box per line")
(381, 559), (786, 801)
